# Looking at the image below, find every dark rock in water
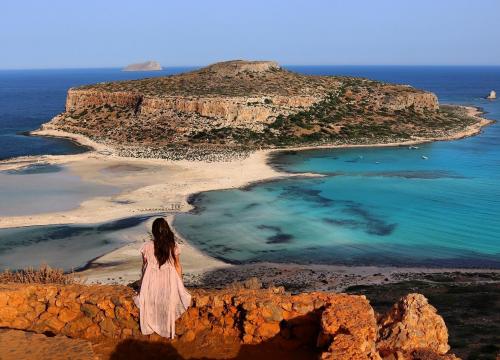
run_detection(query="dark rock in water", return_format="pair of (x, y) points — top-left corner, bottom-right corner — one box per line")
(266, 233), (293, 244)
(3, 163), (62, 175)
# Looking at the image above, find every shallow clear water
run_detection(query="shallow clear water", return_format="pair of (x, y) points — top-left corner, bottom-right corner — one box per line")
(175, 66), (500, 268)
(0, 216), (152, 270)
(0, 163), (118, 216)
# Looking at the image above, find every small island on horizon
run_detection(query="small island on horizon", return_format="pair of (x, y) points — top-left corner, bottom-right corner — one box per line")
(122, 60), (162, 72)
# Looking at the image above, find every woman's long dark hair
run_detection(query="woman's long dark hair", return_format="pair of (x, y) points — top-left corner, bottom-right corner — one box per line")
(151, 218), (177, 268)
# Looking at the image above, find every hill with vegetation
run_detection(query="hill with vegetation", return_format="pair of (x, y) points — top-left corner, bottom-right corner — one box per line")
(42, 60), (480, 159)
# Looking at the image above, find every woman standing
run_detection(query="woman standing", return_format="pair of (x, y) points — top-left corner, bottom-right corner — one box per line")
(135, 218), (191, 338)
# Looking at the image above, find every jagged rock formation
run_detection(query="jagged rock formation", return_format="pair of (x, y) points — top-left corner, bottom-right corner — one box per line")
(378, 294), (450, 355)
(41, 60), (478, 159)
(0, 283), (459, 359)
(122, 61), (162, 71)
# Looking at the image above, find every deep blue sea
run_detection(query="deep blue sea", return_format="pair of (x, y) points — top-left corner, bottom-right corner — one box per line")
(175, 66), (500, 268)
(0, 67), (194, 160)
(0, 66), (499, 270)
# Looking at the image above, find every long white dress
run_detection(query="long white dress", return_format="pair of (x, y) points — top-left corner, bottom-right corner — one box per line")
(134, 241), (192, 338)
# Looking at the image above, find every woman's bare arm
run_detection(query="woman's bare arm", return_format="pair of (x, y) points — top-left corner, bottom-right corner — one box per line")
(142, 254), (147, 275)
(138, 254), (147, 290)
(174, 253), (183, 278)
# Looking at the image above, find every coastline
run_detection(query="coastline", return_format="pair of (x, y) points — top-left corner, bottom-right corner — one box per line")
(0, 105), (497, 287)
(267, 105), (493, 153)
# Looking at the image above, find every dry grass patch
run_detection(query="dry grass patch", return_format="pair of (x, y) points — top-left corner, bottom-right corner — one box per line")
(0, 264), (79, 285)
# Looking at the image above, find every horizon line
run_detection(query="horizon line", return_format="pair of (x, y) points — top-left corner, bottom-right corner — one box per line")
(1, 64), (500, 71)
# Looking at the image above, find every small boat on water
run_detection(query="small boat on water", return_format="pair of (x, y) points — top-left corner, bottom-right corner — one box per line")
(421, 155), (428, 160)
(486, 90), (496, 100)
(408, 145), (419, 149)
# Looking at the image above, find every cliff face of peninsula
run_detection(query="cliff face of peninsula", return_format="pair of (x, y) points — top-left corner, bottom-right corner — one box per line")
(0, 283), (459, 359)
(42, 60), (477, 158)
(63, 88), (321, 126)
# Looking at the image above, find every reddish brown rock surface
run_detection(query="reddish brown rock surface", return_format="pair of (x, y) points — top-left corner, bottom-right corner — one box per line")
(0, 283), (458, 359)
(0, 329), (96, 360)
(377, 294), (454, 360)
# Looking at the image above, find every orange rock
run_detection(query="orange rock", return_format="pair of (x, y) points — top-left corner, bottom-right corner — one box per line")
(292, 302), (314, 315)
(24, 311), (39, 322)
(97, 298), (115, 318)
(319, 294), (379, 359)
(378, 294), (451, 356)
(320, 333), (382, 360)
(38, 312), (52, 322)
(182, 329), (196, 342)
(209, 306), (223, 319)
(83, 324), (101, 339)
(225, 317), (235, 328)
(255, 321), (280, 339)
(243, 322), (256, 336)
(0, 283), (459, 359)
(0, 306), (18, 323)
(242, 334), (253, 344)
(116, 316), (139, 330)
(44, 316), (65, 332)
(246, 309), (260, 322)
(81, 303), (100, 319)
(7, 294), (24, 307)
(261, 302), (283, 322)
(10, 317), (31, 329)
(194, 295), (210, 307)
(281, 302), (293, 312)
(64, 316), (93, 336)
(47, 305), (60, 315)
(58, 307), (80, 323)
(0, 292), (9, 307)
(121, 328), (133, 339)
(99, 318), (119, 338)
(16, 303), (33, 316)
(32, 302), (47, 317)
(120, 299), (135, 313)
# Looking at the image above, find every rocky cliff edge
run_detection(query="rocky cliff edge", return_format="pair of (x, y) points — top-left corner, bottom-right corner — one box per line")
(0, 283), (459, 359)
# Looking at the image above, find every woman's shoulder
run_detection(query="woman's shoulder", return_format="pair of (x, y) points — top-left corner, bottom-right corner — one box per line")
(140, 240), (154, 253)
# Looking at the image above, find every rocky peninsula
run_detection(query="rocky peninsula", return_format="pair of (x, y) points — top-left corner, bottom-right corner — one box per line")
(40, 60), (486, 161)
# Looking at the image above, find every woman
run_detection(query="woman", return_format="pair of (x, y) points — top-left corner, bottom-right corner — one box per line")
(135, 218), (191, 338)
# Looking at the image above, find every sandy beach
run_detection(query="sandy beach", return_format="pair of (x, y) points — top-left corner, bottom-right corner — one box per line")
(0, 105), (497, 288)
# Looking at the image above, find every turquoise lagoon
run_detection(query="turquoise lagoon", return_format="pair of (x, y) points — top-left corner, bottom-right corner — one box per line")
(174, 67), (500, 268)
(1, 66), (499, 270)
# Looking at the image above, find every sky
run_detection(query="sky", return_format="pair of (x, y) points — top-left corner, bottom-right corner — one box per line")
(1, 0), (500, 69)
